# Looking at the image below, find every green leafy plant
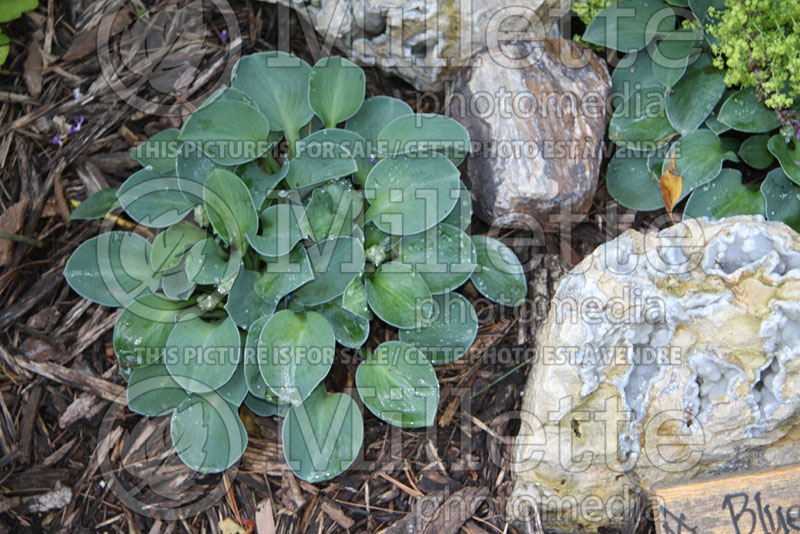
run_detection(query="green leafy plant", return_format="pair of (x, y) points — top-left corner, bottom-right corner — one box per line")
(63, 52), (527, 479)
(581, 0), (800, 230)
(0, 0), (38, 67)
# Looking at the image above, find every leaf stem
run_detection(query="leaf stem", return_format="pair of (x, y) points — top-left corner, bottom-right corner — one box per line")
(262, 153), (281, 174)
(0, 232), (46, 248)
(471, 355), (536, 400)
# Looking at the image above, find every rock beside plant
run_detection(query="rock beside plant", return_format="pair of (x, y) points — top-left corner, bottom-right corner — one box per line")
(510, 216), (800, 532)
(449, 39), (611, 231)
(258, 0), (568, 92)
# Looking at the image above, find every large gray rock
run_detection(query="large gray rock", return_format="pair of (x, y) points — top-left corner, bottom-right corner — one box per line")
(259, 0), (570, 91)
(449, 39), (611, 231)
(510, 216), (800, 532)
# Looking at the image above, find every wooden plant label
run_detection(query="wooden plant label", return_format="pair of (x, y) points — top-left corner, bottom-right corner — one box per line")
(652, 464), (800, 534)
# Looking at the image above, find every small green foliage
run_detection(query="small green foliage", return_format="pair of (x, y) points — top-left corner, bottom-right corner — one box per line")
(0, 0), (38, 67)
(572, 0), (618, 26)
(63, 52), (528, 480)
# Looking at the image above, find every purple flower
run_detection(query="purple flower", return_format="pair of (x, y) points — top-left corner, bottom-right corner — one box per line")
(68, 116), (85, 135)
(51, 135), (62, 146)
(217, 29), (228, 44)
(369, 155), (377, 164)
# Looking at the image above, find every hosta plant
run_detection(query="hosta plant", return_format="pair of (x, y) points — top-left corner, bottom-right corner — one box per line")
(63, 52), (527, 480)
(583, 0), (800, 229)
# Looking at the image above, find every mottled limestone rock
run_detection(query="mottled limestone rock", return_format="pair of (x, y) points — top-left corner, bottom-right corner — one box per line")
(510, 216), (800, 532)
(258, 0), (569, 91)
(449, 39), (611, 231)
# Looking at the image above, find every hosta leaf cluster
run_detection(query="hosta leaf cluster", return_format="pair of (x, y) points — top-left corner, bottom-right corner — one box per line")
(64, 52), (527, 480)
(584, 0), (800, 228)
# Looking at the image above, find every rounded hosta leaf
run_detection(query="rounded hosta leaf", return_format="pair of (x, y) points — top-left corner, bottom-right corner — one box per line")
(217, 360), (248, 407)
(470, 235), (527, 307)
(738, 135), (775, 170)
(127, 361), (188, 416)
(231, 51), (314, 136)
(610, 85), (677, 150)
(309, 56), (365, 127)
(684, 169), (765, 220)
(355, 341), (439, 428)
(399, 292), (478, 365)
(441, 181), (472, 231)
(178, 100), (270, 166)
(308, 128), (372, 187)
(238, 159), (288, 213)
(184, 238), (237, 285)
(117, 167), (194, 228)
(376, 113), (470, 165)
(113, 294), (188, 379)
(161, 261), (196, 301)
(761, 168), (800, 232)
(165, 315), (241, 393)
(398, 224), (476, 294)
(582, 0), (675, 52)
(176, 141), (218, 192)
(666, 53), (726, 135)
(652, 29), (703, 88)
(767, 135), (800, 185)
(243, 315), (273, 400)
(282, 386), (363, 482)
(365, 261), (432, 329)
(342, 276), (370, 320)
(170, 390), (247, 474)
(304, 178), (363, 241)
(293, 237), (365, 306)
(611, 51), (658, 99)
(69, 187), (119, 220)
(244, 393), (288, 417)
(204, 169), (258, 251)
(309, 301), (369, 349)
(364, 154), (460, 236)
(257, 310), (335, 405)
(254, 246), (315, 305)
(667, 129), (737, 197)
(605, 149), (664, 210)
(247, 203), (305, 258)
(65, 231), (159, 307)
(717, 88), (781, 133)
(131, 128), (180, 174)
(345, 95), (413, 145)
(150, 222), (207, 272)
(225, 265), (277, 328)
(285, 131), (358, 190)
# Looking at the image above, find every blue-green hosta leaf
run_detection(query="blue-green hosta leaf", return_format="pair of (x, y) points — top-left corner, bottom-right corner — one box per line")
(170, 390), (248, 474)
(365, 262), (433, 329)
(365, 154), (460, 236)
(150, 222), (207, 272)
(127, 361), (188, 416)
(309, 56), (366, 127)
(161, 260), (196, 301)
(113, 293), (189, 379)
(69, 187), (119, 220)
(285, 131), (358, 190)
(611, 51), (658, 99)
(64, 231), (159, 307)
(282, 386), (363, 482)
(470, 235), (527, 307)
(293, 237), (366, 306)
(225, 265), (277, 328)
(246, 203), (305, 258)
(398, 224), (476, 294)
(254, 246), (314, 304)
(199, 85), (258, 109)
(345, 96), (413, 145)
(231, 51), (314, 137)
(165, 315), (241, 393)
(217, 360), (248, 406)
(244, 393), (288, 417)
(304, 129), (372, 186)
(203, 169), (258, 251)
(117, 167), (194, 228)
(717, 88), (781, 133)
(237, 159), (288, 213)
(308, 301), (369, 349)
(441, 181), (472, 231)
(355, 341), (439, 428)
(184, 238), (238, 285)
(244, 315), (271, 399)
(131, 128), (180, 174)
(342, 276), (370, 320)
(376, 113), (470, 166)
(398, 292), (478, 365)
(176, 141), (219, 192)
(761, 168), (800, 232)
(667, 129), (737, 196)
(652, 29), (703, 88)
(257, 310), (335, 405)
(304, 179), (363, 241)
(582, 0), (675, 52)
(683, 169), (765, 220)
(768, 135), (800, 185)
(605, 148), (664, 210)
(610, 85), (677, 150)
(738, 135), (775, 170)
(178, 100), (270, 166)
(666, 53), (726, 134)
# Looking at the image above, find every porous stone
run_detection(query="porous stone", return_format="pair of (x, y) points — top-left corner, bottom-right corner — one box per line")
(448, 39), (611, 231)
(510, 216), (800, 532)
(259, 0), (569, 92)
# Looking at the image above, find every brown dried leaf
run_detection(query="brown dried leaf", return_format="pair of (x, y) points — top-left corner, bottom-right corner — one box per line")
(0, 198), (30, 266)
(660, 152), (682, 213)
(24, 43), (43, 98)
